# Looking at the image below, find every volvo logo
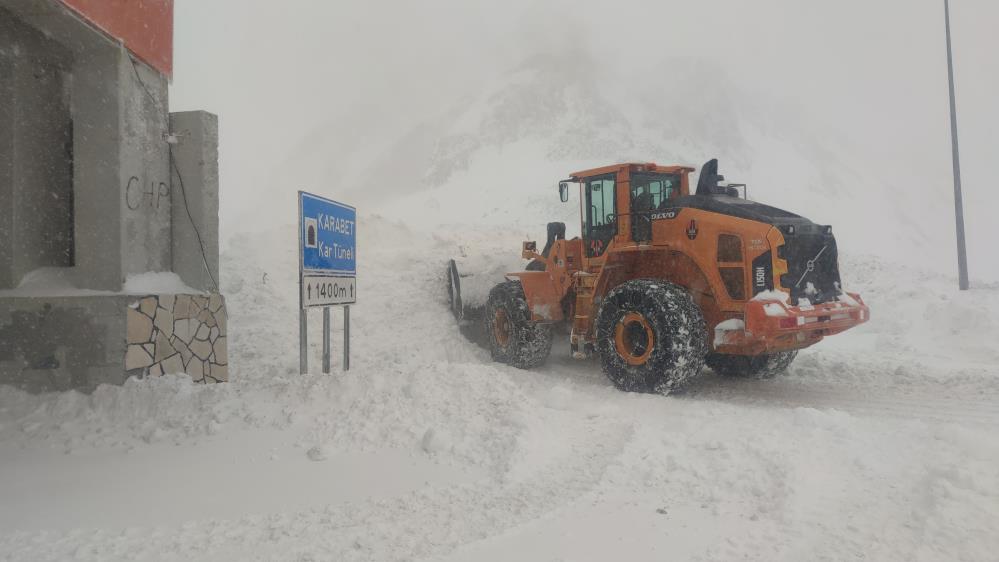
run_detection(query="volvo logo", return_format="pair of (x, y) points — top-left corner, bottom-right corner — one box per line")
(651, 208), (679, 220)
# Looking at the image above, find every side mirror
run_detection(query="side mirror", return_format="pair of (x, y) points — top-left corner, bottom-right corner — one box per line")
(558, 181), (569, 202)
(522, 240), (538, 259)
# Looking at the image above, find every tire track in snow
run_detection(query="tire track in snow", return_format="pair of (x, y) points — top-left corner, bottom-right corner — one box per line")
(682, 376), (999, 427)
(499, 344), (999, 428)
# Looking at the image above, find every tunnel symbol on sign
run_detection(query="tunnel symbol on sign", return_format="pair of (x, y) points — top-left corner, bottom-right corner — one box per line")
(305, 217), (318, 248)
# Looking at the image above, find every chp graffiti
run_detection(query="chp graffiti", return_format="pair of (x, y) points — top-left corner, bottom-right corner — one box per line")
(125, 175), (170, 210)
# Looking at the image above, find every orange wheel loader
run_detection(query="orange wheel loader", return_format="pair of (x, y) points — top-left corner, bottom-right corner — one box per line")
(447, 159), (870, 394)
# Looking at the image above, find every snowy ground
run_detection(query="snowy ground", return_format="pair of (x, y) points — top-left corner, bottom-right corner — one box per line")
(2, 216), (998, 561)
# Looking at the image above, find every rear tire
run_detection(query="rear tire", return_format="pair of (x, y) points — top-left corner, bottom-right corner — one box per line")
(484, 281), (553, 369)
(595, 279), (708, 394)
(705, 351), (797, 379)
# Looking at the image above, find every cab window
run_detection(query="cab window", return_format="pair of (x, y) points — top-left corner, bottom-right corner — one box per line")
(585, 175), (616, 257)
(631, 173), (679, 242)
(630, 173), (679, 212)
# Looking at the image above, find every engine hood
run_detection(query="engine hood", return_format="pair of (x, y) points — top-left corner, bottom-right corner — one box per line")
(671, 194), (812, 227)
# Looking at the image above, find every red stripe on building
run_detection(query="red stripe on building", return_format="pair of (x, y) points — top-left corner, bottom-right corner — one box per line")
(60, 0), (173, 78)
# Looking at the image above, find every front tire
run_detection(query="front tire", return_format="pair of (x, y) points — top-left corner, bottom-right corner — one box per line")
(705, 351), (797, 379)
(595, 279), (708, 394)
(484, 281), (553, 369)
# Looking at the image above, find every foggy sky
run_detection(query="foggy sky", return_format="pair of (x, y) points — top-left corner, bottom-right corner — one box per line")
(170, 0), (998, 280)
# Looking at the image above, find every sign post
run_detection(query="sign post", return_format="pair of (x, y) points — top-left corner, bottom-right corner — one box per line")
(298, 191), (356, 373)
(322, 307), (331, 373)
(344, 305), (350, 371)
(943, 0), (970, 290)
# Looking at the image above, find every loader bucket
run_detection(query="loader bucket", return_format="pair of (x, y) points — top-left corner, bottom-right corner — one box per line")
(445, 254), (525, 325)
(446, 259), (464, 320)
(445, 258), (492, 345)
(445, 258), (487, 323)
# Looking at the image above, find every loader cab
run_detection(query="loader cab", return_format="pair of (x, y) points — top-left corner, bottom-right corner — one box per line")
(570, 163), (694, 259)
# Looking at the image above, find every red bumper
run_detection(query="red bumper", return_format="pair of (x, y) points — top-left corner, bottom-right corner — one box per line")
(714, 293), (870, 354)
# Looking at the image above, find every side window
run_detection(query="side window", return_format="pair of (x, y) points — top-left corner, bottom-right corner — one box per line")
(589, 178), (616, 227)
(631, 174), (679, 242)
(630, 175), (678, 212)
(585, 176), (616, 257)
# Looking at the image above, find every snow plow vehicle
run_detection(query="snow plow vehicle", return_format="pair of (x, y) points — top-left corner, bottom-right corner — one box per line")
(447, 160), (869, 393)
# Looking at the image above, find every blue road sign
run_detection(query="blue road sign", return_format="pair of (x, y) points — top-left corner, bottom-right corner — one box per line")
(298, 192), (355, 372)
(299, 192), (356, 276)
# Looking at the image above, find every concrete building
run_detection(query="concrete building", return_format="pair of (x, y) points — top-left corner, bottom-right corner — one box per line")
(0, 0), (228, 392)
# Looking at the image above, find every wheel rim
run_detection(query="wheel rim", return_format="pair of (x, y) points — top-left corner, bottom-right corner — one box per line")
(614, 312), (655, 365)
(493, 308), (512, 348)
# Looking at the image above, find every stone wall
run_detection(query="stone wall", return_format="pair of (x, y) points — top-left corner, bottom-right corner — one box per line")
(125, 294), (228, 383)
(0, 293), (229, 391)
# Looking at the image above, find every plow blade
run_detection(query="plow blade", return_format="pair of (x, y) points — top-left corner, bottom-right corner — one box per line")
(445, 254), (527, 324)
(445, 258), (487, 323)
(446, 259), (468, 321)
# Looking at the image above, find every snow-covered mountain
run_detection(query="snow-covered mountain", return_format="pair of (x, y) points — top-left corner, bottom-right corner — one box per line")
(271, 53), (951, 277)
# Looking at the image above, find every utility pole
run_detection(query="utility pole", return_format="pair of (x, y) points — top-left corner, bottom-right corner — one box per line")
(944, 0), (970, 290)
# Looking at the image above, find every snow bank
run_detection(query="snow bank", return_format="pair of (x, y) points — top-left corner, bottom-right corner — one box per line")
(0, 267), (113, 297)
(123, 272), (202, 295)
(0, 269), (202, 297)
